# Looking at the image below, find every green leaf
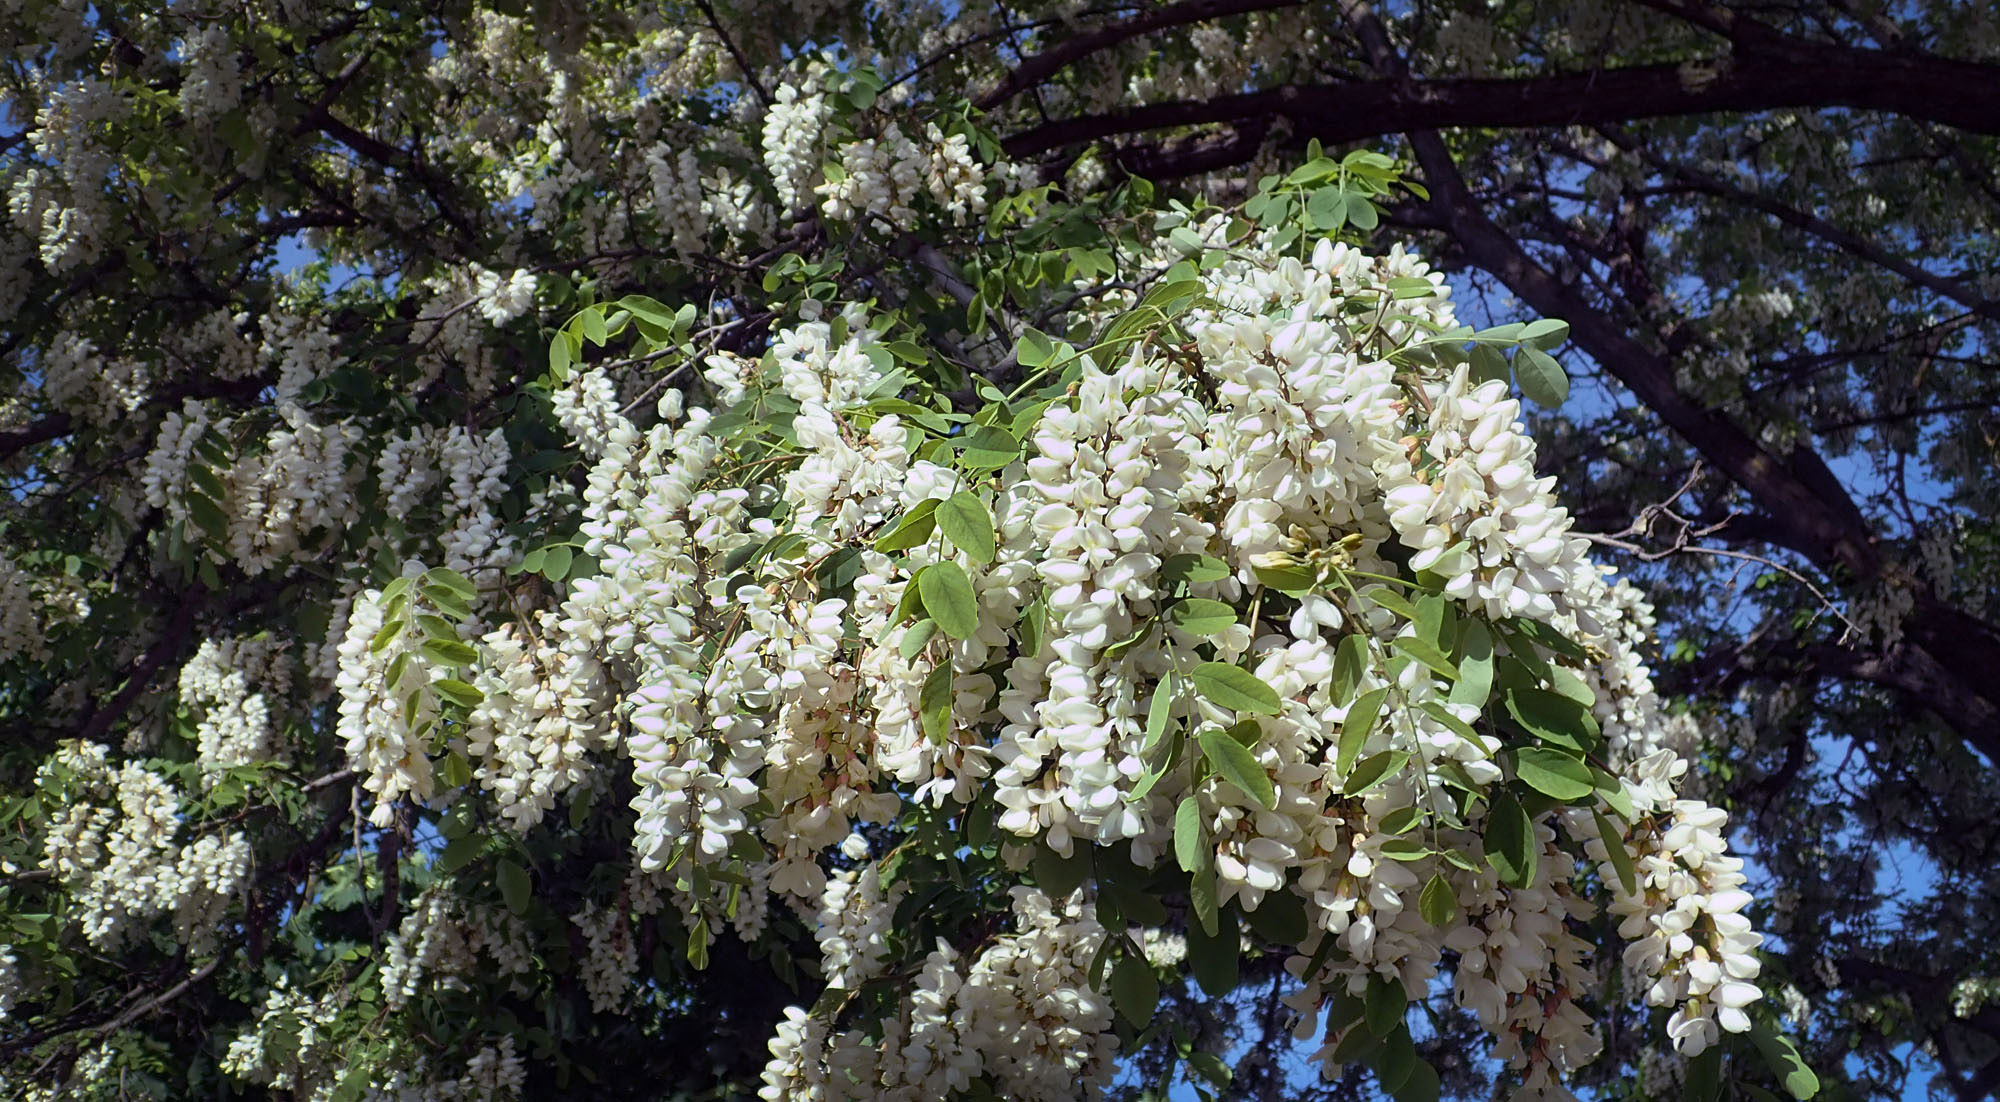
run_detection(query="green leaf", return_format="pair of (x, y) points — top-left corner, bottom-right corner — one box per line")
(1243, 888), (1308, 945)
(425, 567), (477, 600)
(1419, 872), (1456, 927)
(515, 547), (546, 577)
(498, 859), (531, 914)
(437, 749), (472, 788)
(1548, 664), (1597, 707)
(1198, 728), (1276, 809)
(1285, 156), (1339, 185)
(918, 562), (980, 639)
(1018, 597), (1047, 656)
(1364, 975), (1406, 1037)
(1448, 621), (1494, 707)
(1161, 553), (1230, 586)
(1513, 345), (1569, 407)
(1686, 1046), (1722, 1102)
(1191, 662), (1283, 716)
(1514, 747), (1595, 801)
(1391, 1057), (1440, 1102)
(1015, 327), (1057, 367)
(1379, 806), (1424, 835)
(687, 919), (710, 971)
(617, 294), (678, 328)
(436, 834), (484, 874)
(1032, 844), (1089, 897)
(1251, 559), (1318, 594)
(1347, 196), (1380, 231)
(420, 638), (479, 666)
(937, 491), (996, 564)
(1507, 616), (1591, 662)
(420, 612), (458, 648)
(920, 662), (953, 743)
(1369, 1025), (1417, 1092)
(1110, 952), (1159, 1026)
(1417, 700), (1479, 742)
(1174, 795), (1205, 872)
(188, 492), (230, 542)
(1186, 904), (1238, 995)
(549, 333), (571, 378)
(1390, 636), (1459, 681)
(1101, 619), (1156, 661)
(1414, 593), (1448, 646)
(1343, 750), (1409, 797)
(539, 544), (574, 582)
(1484, 790), (1536, 889)
(1750, 1018), (1821, 1099)
(1307, 187), (1350, 231)
(875, 499), (941, 552)
(434, 678), (484, 709)
(188, 463), (225, 501)
(1592, 810), (1639, 896)
(1144, 277), (1205, 314)
(816, 548), (864, 600)
(1332, 633), (1369, 700)
(899, 618), (940, 660)
(1145, 672), (1176, 747)
(1595, 769), (1637, 823)
(1337, 687), (1389, 778)
(1189, 863), (1220, 936)
(954, 424), (1020, 470)
(1519, 318), (1570, 350)
(1505, 687), (1600, 751)
(1468, 343), (1511, 386)
(1171, 598), (1238, 636)
(422, 585), (473, 620)
(1331, 1019), (1383, 1064)
(1224, 718), (1261, 746)
(1365, 586), (1419, 622)
(1187, 1051), (1232, 1088)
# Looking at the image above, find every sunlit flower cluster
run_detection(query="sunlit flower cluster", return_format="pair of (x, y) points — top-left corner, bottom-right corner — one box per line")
(433, 230), (1774, 1098)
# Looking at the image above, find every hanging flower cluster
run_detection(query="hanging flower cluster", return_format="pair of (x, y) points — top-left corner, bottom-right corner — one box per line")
(435, 226), (1777, 1099)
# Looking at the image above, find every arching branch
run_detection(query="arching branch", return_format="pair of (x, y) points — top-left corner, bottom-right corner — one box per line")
(1004, 40), (2000, 158)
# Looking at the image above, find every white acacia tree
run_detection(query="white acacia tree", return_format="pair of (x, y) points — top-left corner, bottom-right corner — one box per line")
(4, 1), (1994, 1099)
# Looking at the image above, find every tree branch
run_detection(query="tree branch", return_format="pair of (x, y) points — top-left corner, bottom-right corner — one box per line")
(1004, 39), (2000, 158)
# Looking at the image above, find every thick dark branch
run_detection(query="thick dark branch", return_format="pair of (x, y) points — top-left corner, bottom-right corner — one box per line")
(294, 102), (410, 169)
(977, 0), (1305, 110)
(1005, 40), (2000, 157)
(1116, 118), (1275, 180)
(74, 593), (205, 747)
(1803, 640), (2000, 763)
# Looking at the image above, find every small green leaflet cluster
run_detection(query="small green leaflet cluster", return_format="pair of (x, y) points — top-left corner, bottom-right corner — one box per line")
(546, 293), (701, 385)
(1388, 317), (1574, 408)
(1240, 144), (1425, 241)
(367, 566), (485, 714)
